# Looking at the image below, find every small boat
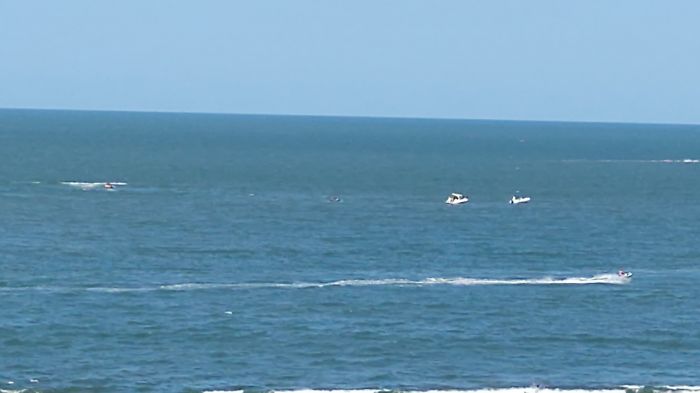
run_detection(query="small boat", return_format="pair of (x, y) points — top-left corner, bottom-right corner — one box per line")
(617, 270), (633, 278)
(445, 193), (469, 205)
(104, 182), (115, 190)
(509, 195), (531, 204)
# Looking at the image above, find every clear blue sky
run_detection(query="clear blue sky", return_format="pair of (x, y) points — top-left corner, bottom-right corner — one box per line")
(1, 1), (699, 124)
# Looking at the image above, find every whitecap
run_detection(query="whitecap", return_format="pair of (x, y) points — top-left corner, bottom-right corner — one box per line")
(202, 388), (700, 393)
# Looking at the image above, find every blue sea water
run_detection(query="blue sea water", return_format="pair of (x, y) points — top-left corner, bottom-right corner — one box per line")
(1, 109), (699, 393)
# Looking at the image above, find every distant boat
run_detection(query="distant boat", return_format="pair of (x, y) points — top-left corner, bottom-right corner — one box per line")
(509, 195), (531, 205)
(445, 193), (469, 205)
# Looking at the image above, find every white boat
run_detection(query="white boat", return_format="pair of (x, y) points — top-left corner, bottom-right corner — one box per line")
(618, 270), (633, 278)
(509, 195), (531, 204)
(61, 181), (127, 191)
(445, 193), (469, 205)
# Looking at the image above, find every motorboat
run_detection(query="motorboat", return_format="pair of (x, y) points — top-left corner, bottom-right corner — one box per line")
(445, 193), (469, 205)
(617, 270), (633, 278)
(509, 195), (531, 204)
(104, 182), (115, 190)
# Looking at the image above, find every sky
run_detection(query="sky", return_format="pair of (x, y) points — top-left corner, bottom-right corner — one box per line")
(1, 1), (699, 124)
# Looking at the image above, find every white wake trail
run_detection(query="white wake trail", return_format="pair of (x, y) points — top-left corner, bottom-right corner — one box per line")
(0, 274), (630, 294)
(156, 273), (630, 292)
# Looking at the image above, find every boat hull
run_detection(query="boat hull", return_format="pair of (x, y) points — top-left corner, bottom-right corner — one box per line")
(509, 197), (531, 204)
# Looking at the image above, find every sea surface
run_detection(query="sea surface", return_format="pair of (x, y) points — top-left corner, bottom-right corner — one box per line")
(1, 109), (699, 393)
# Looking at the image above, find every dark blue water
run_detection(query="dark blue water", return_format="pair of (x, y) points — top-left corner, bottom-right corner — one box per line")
(1, 109), (699, 393)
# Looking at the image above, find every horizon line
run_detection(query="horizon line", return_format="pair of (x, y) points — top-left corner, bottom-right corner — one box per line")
(1, 106), (698, 128)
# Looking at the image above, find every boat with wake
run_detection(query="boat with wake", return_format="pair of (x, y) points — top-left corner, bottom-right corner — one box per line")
(61, 181), (127, 191)
(445, 193), (469, 205)
(509, 195), (531, 204)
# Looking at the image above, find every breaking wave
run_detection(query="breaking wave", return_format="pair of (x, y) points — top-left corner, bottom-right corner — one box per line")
(0, 274), (630, 294)
(0, 385), (696, 393)
(203, 387), (700, 393)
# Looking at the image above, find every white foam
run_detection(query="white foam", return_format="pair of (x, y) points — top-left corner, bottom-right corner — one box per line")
(61, 181), (128, 190)
(85, 286), (151, 293)
(316, 278), (416, 288)
(563, 159), (699, 164)
(203, 388), (700, 393)
(652, 159), (699, 164)
(159, 283), (240, 291)
(302, 273), (630, 288)
(423, 273), (630, 286)
(205, 391), (245, 393)
(61, 181), (103, 189)
(0, 274), (630, 294)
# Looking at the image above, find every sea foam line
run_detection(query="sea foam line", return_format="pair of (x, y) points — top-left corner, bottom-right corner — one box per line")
(562, 159), (699, 164)
(0, 274), (630, 293)
(203, 387), (700, 393)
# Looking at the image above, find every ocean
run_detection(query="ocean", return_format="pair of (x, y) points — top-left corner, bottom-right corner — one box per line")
(1, 109), (699, 393)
